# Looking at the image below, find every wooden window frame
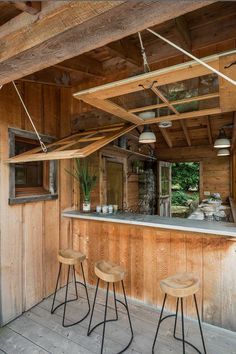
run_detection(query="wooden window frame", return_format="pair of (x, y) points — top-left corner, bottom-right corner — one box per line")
(8, 128), (58, 205)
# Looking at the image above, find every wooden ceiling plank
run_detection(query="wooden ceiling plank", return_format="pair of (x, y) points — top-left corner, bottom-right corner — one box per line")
(55, 55), (104, 78)
(206, 116), (213, 145)
(180, 120), (191, 146)
(107, 38), (143, 67)
(0, 0), (217, 85)
(129, 92), (220, 113)
(175, 15), (192, 51)
(8, 1), (41, 15)
(159, 128), (173, 148)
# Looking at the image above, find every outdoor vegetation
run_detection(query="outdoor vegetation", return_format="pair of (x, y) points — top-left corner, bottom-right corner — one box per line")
(171, 162), (200, 218)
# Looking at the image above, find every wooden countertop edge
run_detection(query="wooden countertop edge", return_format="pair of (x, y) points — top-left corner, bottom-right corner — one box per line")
(62, 210), (236, 239)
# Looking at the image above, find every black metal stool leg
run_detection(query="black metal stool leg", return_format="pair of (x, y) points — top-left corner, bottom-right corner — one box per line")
(194, 294), (207, 354)
(180, 297), (186, 354)
(101, 282), (109, 354)
(113, 283), (118, 321)
(62, 265), (71, 327)
(87, 278), (100, 336)
(81, 262), (90, 311)
(116, 280), (134, 354)
(173, 298), (179, 339)
(73, 265), (79, 300)
(152, 293), (167, 353)
(51, 263), (62, 313)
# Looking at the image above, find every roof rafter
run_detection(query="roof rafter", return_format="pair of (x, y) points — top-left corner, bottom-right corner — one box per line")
(0, 0), (217, 85)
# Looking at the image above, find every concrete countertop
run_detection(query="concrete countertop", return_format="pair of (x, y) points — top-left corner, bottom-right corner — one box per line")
(62, 210), (236, 238)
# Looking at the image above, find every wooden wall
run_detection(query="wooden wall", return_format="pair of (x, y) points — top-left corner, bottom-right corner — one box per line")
(201, 157), (230, 202)
(0, 82), (73, 325)
(73, 218), (236, 332)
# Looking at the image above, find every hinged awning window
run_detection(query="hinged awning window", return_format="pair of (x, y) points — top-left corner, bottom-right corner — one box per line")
(7, 123), (136, 163)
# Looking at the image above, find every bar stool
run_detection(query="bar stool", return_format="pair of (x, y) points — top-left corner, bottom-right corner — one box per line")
(51, 249), (90, 327)
(152, 272), (207, 354)
(87, 260), (134, 354)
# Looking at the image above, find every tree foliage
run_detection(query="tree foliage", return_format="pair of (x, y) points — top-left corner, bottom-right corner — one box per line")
(172, 162), (199, 191)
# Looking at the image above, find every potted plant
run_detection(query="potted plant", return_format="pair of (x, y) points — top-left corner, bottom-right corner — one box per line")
(66, 158), (97, 212)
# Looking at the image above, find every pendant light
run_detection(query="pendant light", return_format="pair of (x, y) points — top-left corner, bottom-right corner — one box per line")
(139, 125), (156, 143)
(217, 148), (230, 157)
(214, 128), (231, 148)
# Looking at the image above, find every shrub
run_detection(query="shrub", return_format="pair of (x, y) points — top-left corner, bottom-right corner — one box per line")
(171, 191), (189, 206)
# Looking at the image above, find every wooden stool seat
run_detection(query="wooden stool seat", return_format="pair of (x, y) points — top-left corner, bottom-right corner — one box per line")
(160, 272), (200, 298)
(95, 260), (125, 283)
(57, 248), (86, 266)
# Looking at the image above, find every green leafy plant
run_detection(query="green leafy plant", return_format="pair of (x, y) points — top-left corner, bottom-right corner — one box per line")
(66, 158), (97, 201)
(171, 191), (189, 206)
(172, 162), (199, 191)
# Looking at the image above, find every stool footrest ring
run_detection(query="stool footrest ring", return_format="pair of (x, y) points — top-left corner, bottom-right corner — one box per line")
(51, 263), (90, 327)
(87, 279), (133, 354)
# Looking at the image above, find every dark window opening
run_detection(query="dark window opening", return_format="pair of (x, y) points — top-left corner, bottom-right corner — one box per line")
(9, 128), (57, 204)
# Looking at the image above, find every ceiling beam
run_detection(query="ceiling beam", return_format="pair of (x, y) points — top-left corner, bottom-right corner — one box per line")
(159, 128), (173, 148)
(55, 55), (104, 79)
(20, 66), (79, 87)
(0, 0), (217, 85)
(180, 120), (191, 146)
(175, 15), (192, 51)
(206, 116), (213, 145)
(107, 38), (143, 67)
(8, 1), (41, 15)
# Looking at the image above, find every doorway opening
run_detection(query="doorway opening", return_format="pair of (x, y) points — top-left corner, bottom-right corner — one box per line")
(171, 162), (200, 218)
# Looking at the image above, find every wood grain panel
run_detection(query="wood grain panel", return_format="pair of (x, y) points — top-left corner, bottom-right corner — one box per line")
(24, 202), (43, 310)
(72, 219), (236, 331)
(0, 83), (73, 325)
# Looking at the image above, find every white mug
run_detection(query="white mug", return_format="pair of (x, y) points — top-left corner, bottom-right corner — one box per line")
(102, 205), (108, 214)
(96, 205), (102, 213)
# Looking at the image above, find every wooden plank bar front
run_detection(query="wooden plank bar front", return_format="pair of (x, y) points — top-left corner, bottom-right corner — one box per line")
(70, 217), (236, 332)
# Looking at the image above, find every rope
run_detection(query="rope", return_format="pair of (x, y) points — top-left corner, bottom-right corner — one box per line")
(147, 28), (236, 87)
(138, 32), (151, 73)
(12, 81), (47, 153)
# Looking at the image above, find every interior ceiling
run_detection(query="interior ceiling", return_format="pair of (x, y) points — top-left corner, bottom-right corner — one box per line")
(1, 1), (235, 150)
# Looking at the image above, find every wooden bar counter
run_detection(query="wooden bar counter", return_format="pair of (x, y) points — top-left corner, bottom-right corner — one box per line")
(63, 210), (236, 332)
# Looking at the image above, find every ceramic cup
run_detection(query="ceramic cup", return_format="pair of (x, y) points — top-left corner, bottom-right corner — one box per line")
(102, 205), (108, 214)
(96, 205), (102, 213)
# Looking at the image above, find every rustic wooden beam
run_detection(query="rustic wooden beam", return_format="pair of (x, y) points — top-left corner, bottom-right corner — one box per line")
(159, 128), (173, 148)
(175, 15), (192, 50)
(20, 66), (73, 87)
(107, 38), (143, 67)
(180, 120), (191, 146)
(8, 1), (41, 15)
(206, 116), (213, 145)
(0, 0), (217, 85)
(55, 55), (104, 78)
